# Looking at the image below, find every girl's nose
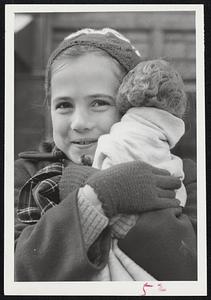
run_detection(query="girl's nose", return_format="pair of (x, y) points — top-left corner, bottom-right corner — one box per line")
(70, 107), (92, 132)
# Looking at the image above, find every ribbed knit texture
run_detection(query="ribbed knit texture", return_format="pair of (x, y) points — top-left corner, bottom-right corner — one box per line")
(59, 162), (137, 244)
(59, 162), (98, 201)
(45, 32), (141, 96)
(58, 161), (182, 247)
(86, 161), (181, 218)
(59, 163), (109, 250)
(110, 214), (138, 239)
(78, 189), (108, 250)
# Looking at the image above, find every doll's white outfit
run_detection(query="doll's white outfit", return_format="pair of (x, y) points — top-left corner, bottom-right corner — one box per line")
(91, 106), (186, 280)
(93, 106), (186, 207)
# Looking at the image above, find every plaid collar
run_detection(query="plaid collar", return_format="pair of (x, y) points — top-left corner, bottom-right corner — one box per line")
(17, 162), (64, 223)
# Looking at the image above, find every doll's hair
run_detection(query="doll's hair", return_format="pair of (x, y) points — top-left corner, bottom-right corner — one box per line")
(116, 59), (187, 119)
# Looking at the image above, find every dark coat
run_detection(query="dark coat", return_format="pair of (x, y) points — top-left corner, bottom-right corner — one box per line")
(14, 152), (197, 281)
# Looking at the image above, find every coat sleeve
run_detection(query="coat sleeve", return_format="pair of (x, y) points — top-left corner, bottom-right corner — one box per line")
(182, 159), (197, 233)
(118, 158), (197, 281)
(14, 159), (110, 281)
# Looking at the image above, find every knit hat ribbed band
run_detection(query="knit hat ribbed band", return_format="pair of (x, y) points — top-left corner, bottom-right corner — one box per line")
(45, 28), (141, 97)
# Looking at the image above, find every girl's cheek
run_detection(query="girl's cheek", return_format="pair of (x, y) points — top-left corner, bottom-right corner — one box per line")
(100, 113), (120, 133)
(52, 114), (68, 132)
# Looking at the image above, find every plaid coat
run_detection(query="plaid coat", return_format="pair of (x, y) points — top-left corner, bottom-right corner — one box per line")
(14, 150), (197, 281)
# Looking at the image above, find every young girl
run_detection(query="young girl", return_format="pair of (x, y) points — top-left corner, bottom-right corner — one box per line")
(15, 28), (197, 281)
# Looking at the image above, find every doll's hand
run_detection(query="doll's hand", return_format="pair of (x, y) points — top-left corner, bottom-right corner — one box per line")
(85, 161), (181, 217)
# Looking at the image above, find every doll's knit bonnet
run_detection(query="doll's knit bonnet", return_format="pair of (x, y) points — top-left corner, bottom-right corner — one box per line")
(45, 28), (141, 98)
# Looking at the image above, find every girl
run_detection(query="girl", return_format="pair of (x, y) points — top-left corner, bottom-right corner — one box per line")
(15, 28), (197, 281)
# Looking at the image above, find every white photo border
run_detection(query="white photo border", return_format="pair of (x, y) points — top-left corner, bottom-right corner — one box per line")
(5, 4), (206, 296)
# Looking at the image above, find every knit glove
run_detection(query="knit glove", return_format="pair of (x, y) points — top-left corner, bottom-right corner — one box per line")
(59, 162), (98, 201)
(85, 161), (181, 217)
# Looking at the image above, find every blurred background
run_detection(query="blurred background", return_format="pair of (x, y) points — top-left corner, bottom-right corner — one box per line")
(15, 11), (196, 161)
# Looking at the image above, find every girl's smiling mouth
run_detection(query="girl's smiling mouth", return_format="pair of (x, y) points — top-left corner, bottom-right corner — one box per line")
(71, 139), (98, 148)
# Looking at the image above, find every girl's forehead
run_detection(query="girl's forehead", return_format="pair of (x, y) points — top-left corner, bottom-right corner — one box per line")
(52, 52), (116, 71)
(50, 53), (122, 99)
(51, 53), (123, 85)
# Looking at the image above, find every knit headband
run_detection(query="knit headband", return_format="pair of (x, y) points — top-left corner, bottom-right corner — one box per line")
(45, 28), (141, 97)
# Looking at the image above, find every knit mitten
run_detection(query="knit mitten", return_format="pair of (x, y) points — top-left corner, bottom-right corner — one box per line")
(85, 161), (181, 217)
(59, 162), (98, 200)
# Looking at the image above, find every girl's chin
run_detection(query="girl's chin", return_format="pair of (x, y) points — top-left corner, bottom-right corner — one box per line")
(69, 155), (82, 164)
(67, 151), (94, 165)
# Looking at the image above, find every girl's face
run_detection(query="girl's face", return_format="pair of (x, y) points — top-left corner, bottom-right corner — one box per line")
(51, 53), (122, 164)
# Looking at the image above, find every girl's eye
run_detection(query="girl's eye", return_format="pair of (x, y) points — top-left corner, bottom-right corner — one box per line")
(92, 100), (110, 108)
(56, 102), (73, 110)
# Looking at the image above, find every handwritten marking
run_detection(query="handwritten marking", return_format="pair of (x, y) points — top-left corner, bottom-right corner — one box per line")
(140, 282), (167, 296)
(141, 282), (154, 296)
(157, 283), (167, 292)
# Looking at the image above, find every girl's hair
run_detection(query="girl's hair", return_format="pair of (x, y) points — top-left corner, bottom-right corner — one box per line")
(46, 44), (127, 105)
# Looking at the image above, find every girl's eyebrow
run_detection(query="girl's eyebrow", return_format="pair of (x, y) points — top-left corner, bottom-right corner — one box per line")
(52, 94), (115, 103)
(86, 94), (115, 101)
(52, 96), (72, 103)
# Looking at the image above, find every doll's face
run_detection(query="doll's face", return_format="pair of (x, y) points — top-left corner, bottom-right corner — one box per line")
(51, 53), (121, 164)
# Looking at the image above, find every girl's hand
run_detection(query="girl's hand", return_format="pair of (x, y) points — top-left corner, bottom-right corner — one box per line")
(85, 161), (181, 217)
(59, 162), (98, 200)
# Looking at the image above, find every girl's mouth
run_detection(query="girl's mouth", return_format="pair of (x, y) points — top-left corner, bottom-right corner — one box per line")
(71, 139), (97, 148)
